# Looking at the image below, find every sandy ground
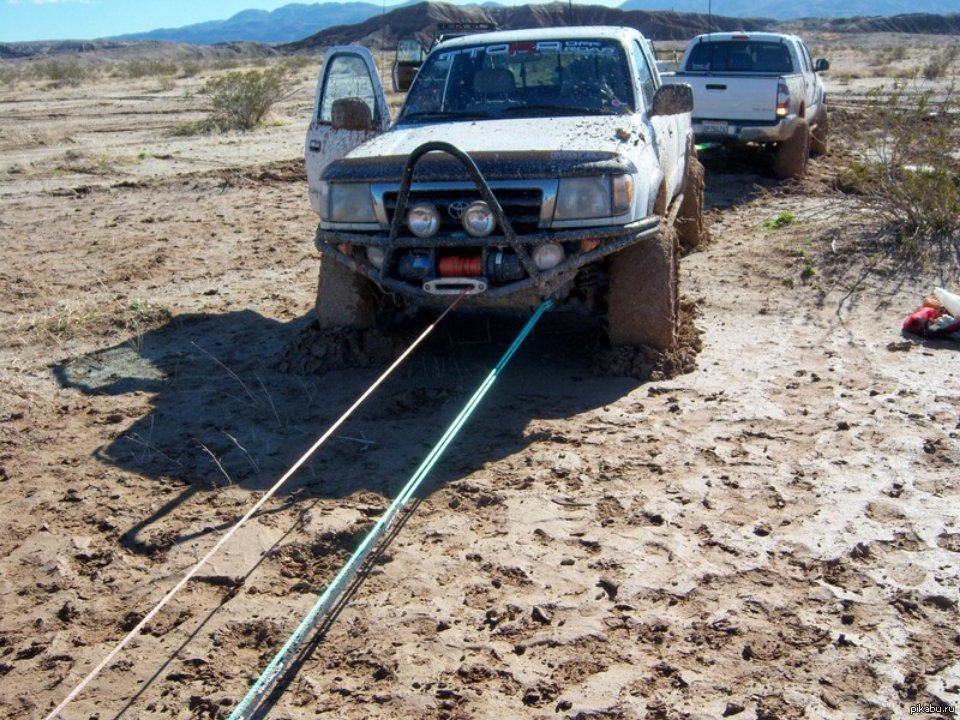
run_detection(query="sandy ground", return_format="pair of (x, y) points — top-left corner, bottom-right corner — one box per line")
(1, 41), (959, 720)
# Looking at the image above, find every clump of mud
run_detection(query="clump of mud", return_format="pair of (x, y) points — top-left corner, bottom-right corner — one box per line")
(594, 299), (702, 380)
(276, 323), (412, 374)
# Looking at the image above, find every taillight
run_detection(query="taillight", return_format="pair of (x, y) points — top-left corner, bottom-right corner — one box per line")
(776, 81), (789, 117)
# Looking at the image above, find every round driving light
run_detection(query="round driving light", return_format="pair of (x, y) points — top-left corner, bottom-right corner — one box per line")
(532, 243), (565, 270)
(407, 203), (440, 238)
(462, 200), (496, 237)
(366, 246), (386, 269)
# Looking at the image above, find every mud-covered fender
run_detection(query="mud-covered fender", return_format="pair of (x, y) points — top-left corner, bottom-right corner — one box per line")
(631, 141), (665, 218)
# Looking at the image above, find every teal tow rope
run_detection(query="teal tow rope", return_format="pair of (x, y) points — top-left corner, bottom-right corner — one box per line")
(228, 299), (553, 719)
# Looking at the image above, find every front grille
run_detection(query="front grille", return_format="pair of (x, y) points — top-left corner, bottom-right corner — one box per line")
(383, 187), (543, 233)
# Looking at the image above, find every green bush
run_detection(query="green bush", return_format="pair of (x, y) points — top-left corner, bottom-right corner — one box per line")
(841, 83), (960, 260)
(201, 67), (290, 131)
(764, 211), (796, 229)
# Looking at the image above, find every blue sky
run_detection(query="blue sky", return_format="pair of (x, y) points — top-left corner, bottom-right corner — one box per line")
(1, 0), (619, 42)
(2, 0), (292, 42)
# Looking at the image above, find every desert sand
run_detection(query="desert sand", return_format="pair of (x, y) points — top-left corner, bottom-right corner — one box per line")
(1, 37), (958, 720)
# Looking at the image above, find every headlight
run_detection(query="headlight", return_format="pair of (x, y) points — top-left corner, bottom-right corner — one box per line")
(407, 203), (440, 238)
(328, 183), (376, 223)
(554, 177), (611, 220)
(366, 246), (386, 269)
(462, 201), (496, 237)
(553, 176), (633, 221)
(532, 243), (565, 270)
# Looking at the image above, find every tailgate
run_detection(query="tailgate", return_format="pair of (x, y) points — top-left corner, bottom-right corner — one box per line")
(672, 75), (780, 123)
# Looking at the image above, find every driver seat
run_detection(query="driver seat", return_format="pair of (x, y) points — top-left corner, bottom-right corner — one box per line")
(473, 68), (515, 100)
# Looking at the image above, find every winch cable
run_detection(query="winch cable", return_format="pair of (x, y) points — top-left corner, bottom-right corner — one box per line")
(43, 290), (469, 720)
(228, 298), (554, 720)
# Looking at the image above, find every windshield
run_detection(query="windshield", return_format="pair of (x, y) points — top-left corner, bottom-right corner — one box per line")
(398, 39), (635, 123)
(685, 41), (795, 74)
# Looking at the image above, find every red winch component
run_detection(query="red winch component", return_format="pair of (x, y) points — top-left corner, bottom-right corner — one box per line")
(438, 255), (482, 276)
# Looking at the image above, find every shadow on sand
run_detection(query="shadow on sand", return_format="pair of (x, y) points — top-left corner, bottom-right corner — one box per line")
(53, 306), (641, 556)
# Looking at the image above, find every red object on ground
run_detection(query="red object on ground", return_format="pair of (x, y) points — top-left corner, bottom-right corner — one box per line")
(902, 306), (941, 335)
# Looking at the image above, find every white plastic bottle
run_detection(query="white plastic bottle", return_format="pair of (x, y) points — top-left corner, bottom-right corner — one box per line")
(934, 287), (960, 316)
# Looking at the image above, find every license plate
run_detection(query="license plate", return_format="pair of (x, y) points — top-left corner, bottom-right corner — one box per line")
(697, 120), (729, 135)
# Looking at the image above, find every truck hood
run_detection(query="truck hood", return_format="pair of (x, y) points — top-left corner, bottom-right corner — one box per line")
(357, 115), (642, 158)
(323, 115), (644, 183)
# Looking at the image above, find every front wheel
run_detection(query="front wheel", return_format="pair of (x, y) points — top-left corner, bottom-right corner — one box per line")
(315, 254), (378, 329)
(607, 223), (679, 351)
(773, 118), (810, 180)
(676, 153), (706, 251)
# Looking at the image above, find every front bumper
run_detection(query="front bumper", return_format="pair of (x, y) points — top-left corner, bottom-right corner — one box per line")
(316, 140), (661, 303)
(315, 217), (662, 301)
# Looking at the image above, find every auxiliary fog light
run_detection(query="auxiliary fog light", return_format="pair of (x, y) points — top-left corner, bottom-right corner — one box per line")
(462, 201), (496, 237)
(532, 242), (565, 270)
(366, 246), (386, 269)
(407, 203), (440, 238)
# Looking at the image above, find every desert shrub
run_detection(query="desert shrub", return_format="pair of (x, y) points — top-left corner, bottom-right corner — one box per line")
(200, 67), (290, 131)
(30, 60), (92, 86)
(118, 60), (179, 79)
(282, 54), (313, 74)
(888, 46), (908, 62)
(179, 61), (202, 78)
(841, 83), (960, 261)
(922, 45), (959, 80)
(0, 66), (21, 86)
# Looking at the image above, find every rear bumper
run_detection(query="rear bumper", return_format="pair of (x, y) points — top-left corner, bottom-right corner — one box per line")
(693, 115), (801, 144)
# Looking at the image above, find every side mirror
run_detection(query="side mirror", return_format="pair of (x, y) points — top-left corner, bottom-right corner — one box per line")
(814, 58), (830, 73)
(651, 83), (693, 117)
(331, 97), (374, 131)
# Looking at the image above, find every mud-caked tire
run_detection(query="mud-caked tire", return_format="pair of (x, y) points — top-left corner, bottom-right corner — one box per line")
(676, 154), (706, 251)
(315, 253), (378, 329)
(607, 222), (679, 351)
(810, 105), (829, 157)
(773, 118), (810, 180)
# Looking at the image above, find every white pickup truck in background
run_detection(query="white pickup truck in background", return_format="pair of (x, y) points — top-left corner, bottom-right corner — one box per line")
(663, 31), (830, 179)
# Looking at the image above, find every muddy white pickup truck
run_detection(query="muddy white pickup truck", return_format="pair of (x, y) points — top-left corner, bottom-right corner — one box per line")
(305, 26), (705, 351)
(663, 31), (829, 179)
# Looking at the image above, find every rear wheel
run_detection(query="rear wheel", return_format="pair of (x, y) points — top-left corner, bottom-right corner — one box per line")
(607, 222), (679, 351)
(315, 253), (378, 329)
(773, 118), (810, 180)
(810, 104), (829, 157)
(676, 153), (706, 251)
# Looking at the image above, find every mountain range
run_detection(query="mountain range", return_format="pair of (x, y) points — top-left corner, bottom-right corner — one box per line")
(110, 0), (960, 44)
(618, 0), (960, 20)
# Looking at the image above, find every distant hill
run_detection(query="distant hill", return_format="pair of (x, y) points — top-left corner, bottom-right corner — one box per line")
(3, 2), (958, 62)
(783, 12), (960, 34)
(0, 39), (277, 62)
(618, 0), (960, 21)
(284, 1), (773, 50)
(112, 2), (385, 44)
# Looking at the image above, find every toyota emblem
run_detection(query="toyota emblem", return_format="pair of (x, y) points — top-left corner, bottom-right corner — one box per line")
(447, 200), (471, 219)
